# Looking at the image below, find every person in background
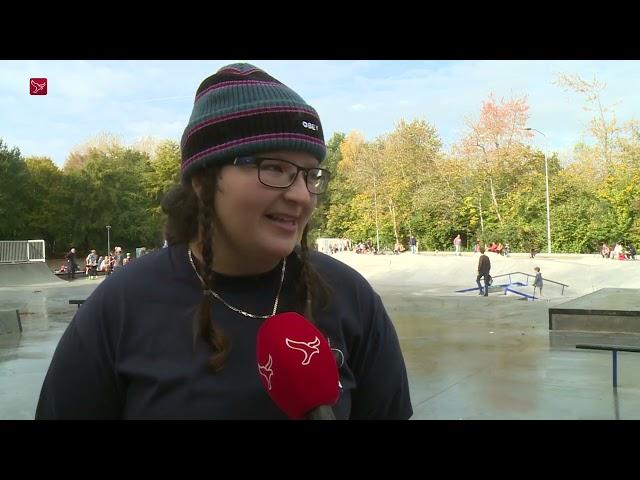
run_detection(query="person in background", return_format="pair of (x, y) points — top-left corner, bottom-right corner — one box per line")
(476, 246), (491, 296)
(409, 235), (417, 254)
(532, 266), (543, 297)
(113, 247), (124, 271)
(86, 249), (99, 280)
(64, 248), (77, 280)
(453, 234), (462, 256)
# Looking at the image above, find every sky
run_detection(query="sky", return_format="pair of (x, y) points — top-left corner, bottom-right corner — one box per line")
(2, 60), (640, 168)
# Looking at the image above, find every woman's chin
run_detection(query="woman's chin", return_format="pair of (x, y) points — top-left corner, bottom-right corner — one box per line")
(261, 240), (298, 261)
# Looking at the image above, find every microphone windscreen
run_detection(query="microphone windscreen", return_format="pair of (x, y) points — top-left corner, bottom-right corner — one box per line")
(256, 311), (340, 419)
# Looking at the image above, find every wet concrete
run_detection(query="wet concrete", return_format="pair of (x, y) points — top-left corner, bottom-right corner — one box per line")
(1, 253), (640, 420)
(342, 252), (640, 419)
(382, 289), (640, 419)
(0, 278), (103, 419)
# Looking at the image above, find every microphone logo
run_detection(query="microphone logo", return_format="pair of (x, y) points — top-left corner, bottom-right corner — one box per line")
(285, 336), (320, 365)
(258, 354), (274, 390)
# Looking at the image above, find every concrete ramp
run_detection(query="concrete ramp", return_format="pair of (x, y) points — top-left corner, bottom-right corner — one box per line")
(0, 262), (65, 287)
(0, 309), (22, 334)
(549, 288), (640, 348)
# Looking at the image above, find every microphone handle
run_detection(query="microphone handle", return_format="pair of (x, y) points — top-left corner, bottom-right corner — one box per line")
(305, 405), (336, 420)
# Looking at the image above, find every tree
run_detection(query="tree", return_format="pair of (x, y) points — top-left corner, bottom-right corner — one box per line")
(310, 132), (347, 242)
(143, 139), (181, 216)
(617, 119), (640, 169)
(455, 94), (532, 225)
(339, 132), (384, 251)
(64, 131), (124, 171)
(67, 146), (159, 253)
(381, 118), (443, 242)
(133, 136), (165, 162)
(554, 73), (621, 167)
(0, 139), (28, 239)
(22, 157), (69, 254)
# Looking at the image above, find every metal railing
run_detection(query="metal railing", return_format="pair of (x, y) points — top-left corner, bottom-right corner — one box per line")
(0, 240), (46, 263)
(576, 344), (640, 388)
(491, 271), (569, 295)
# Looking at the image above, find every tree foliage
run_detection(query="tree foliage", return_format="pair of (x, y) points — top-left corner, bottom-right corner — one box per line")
(2, 77), (639, 258)
(314, 90), (640, 253)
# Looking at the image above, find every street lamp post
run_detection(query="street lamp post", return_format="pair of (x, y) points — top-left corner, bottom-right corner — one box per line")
(106, 225), (111, 255)
(524, 128), (552, 254)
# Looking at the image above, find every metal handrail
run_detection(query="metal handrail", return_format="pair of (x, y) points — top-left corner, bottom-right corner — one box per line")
(490, 271), (569, 295)
(576, 344), (640, 388)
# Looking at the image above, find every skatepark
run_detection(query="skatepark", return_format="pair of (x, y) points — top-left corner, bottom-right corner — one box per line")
(1, 249), (639, 419)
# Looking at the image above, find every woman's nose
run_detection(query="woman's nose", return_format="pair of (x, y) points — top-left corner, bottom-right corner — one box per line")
(283, 172), (311, 202)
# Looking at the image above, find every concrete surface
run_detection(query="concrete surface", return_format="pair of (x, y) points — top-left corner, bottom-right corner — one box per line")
(1, 251), (639, 419)
(550, 331), (640, 349)
(0, 309), (22, 334)
(0, 277), (104, 419)
(548, 287), (640, 347)
(554, 288), (640, 312)
(0, 262), (65, 287)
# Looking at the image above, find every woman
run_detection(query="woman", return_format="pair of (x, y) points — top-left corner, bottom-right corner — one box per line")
(35, 63), (412, 420)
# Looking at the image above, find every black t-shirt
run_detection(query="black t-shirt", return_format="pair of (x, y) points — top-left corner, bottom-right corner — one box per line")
(35, 244), (413, 419)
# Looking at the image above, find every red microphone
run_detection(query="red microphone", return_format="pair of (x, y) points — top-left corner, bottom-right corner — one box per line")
(256, 312), (340, 420)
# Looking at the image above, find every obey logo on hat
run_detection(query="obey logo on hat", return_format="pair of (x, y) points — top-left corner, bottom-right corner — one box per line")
(30, 78), (47, 95)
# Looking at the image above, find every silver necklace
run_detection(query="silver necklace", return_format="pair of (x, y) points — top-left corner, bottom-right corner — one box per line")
(187, 249), (286, 319)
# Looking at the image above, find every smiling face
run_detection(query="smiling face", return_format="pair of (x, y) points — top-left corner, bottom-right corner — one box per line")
(193, 150), (320, 274)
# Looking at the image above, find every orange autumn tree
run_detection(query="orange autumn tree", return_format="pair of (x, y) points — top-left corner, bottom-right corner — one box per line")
(454, 94), (532, 225)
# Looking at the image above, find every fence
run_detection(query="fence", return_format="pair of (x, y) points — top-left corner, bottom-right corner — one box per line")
(0, 240), (46, 264)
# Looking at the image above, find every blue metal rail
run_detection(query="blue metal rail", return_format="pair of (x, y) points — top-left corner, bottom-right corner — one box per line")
(454, 271), (569, 300)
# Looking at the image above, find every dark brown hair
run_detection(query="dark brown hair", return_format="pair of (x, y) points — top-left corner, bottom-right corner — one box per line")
(161, 166), (329, 373)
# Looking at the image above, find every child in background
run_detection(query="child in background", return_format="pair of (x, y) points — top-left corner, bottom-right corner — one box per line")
(533, 266), (543, 297)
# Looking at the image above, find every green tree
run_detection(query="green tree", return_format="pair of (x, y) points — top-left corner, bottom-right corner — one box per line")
(22, 157), (70, 254)
(143, 140), (181, 217)
(0, 139), (28, 239)
(309, 132), (347, 244)
(67, 146), (159, 254)
(339, 132), (385, 250)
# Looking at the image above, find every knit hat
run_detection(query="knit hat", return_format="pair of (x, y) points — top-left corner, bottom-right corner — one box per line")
(180, 63), (326, 183)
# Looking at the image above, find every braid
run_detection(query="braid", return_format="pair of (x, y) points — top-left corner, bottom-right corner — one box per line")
(298, 225), (331, 324)
(299, 226), (314, 322)
(196, 167), (230, 373)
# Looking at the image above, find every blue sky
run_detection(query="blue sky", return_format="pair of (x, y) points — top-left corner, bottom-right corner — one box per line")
(2, 60), (640, 168)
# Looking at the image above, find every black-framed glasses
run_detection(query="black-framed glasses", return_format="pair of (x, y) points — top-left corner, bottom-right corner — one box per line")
(233, 156), (331, 195)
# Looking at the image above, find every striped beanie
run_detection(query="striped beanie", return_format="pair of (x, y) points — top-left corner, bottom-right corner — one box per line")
(180, 63), (326, 183)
